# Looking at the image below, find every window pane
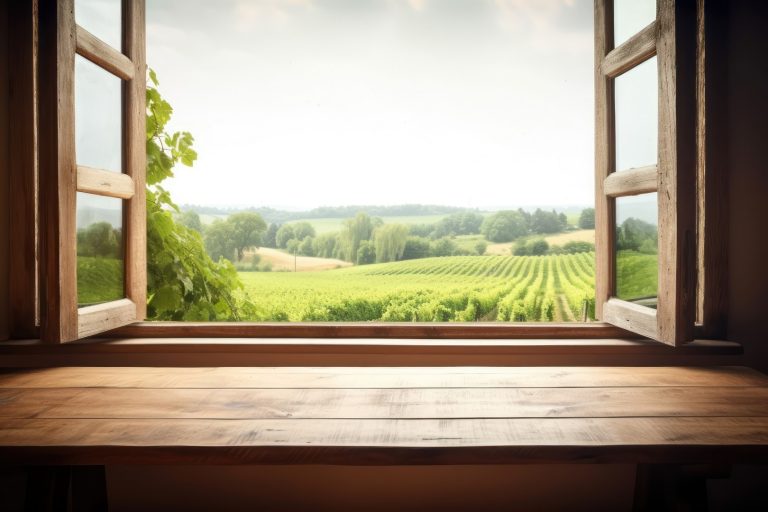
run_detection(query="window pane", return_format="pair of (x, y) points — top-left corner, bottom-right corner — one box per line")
(77, 193), (124, 306)
(75, 0), (122, 51)
(615, 56), (657, 172)
(615, 193), (658, 306)
(75, 55), (123, 173)
(613, 0), (656, 47)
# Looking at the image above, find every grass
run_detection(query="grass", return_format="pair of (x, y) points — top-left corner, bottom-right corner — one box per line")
(77, 256), (124, 306)
(616, 250), (658, 301)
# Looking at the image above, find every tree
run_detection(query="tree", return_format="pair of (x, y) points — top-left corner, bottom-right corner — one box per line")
(578, 208), (595, 229)
(475, 240), (488, 255)
(562, 241), (595, 253)
(373, 224), (409, 263)
(338, 213), (375, 262)
(616, 217), (658, 252)
(291, 221), (316, 240)
(431, 237), (458, 257)
(263, 223), (279, 248)
(204, 220), (236, 261)
(228, 211), (267, 261)
(176, 210), (203, 233)
(530, 209), (566, 234)
(481, 210), (529, 243)
(401, 236), (431, 260)
(276, 224), (296, 249)
(145, 69), (252, 321)
(433, 212), (484, 237)
(356, 240), (376, 265)
(77, 222), (121, 258)
(313, 233), (338, 258)
(299, 236), (315, 256)
(529, 239), (549, 255)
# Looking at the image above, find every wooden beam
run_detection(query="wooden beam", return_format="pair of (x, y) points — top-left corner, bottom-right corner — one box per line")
(75, 25), (133, 80)
(594, 0), (615, 319)
(78, 299), (136, 339)
(602, 21), (658, 78)
(604, 165), (658, 197)
(602, 298), (658, 340)
(76, 165), (135, 199)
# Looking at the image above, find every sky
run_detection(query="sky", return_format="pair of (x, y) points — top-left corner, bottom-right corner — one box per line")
(138, 0), (597, 210)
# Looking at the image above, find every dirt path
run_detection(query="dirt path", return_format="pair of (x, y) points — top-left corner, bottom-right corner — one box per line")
(558, 294), (577, 321)
(248, 248), (352, 272)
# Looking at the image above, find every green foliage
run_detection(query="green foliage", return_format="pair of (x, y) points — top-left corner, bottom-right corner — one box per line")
(513, 238), (548, 256)
(578, 207), (595, 229)
(291, 222), (316, 241)
(176, 210), (203, 233)
(530, 208), (568, 234)
(481, 210), (529, 243)
(77, 256), (123, 306)
(616, 250), (658, 301)
(401, 237), (432, 260)
(561, 241), (595, 254)
(264, 223), (279, 248)
(433, 212), (484, 237)
(430, 237), (458, 257)
(474, 240), (488, 255)
(338, 213), (376, 262)
(616, 217), (658, 253)
(373, 224), (409, 263)
(299, 236), (315, 257)
(238, 253), (596, 322)
(204, 220), (236, 261)
(276, 224), (295, 249)
(356, 240), (376, 265)
(77, 222), (121, 258)
(226, 212), (267, 261)
(145, 70), (252, 321)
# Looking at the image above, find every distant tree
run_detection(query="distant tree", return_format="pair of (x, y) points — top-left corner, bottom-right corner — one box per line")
(356, 240), (376, 265)
(338, 213), (375, 262)
(291, 221), (316, 240)
(529, 239), (550, 255)
(481, 211), (529, 243)
(578, 208), (595, 229)
(530, 209), (566, 234)
(434, 212), (484, 237)
(77, 222), (121, 258)
(176, 211), (203, 233)
(562, 241), (595, 253)
(409, 223), (436, 238)
(374, 224), (409, 263)
(475, 240), (488, 255)
(204, 220), (237, 261)
(276, 224), (296, 249)
(286, 238), (300, 254)
(401, 237), (432, 260)
(299, 236), (315, 257)
(616, 217), (658, 252)
(228, 212), (267, 261)
(263, 223), (279, 248)
(431, 237), (458, 257)
(512, 240), (530, 256)
(313, 232), (338, 258)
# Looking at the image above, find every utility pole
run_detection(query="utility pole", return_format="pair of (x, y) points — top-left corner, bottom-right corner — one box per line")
(294, 248), (297, 272)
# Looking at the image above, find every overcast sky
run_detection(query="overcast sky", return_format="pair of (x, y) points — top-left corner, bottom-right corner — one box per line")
(143, 0), (595, 210)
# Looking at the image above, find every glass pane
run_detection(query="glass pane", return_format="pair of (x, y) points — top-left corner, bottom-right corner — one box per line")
(75, 0), (122, 50)
(615, 56), (657, 172)
(76, 193), (124, 306)
(615, 193), (658, 306)
(614, 0), (656, 46)
(75, 55), (123, 173)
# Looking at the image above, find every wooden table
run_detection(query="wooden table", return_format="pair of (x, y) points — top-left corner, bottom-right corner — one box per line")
(2, 366), (768, 509)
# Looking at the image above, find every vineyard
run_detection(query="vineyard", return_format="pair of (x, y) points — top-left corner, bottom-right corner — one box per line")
(239, 253), (598, 322)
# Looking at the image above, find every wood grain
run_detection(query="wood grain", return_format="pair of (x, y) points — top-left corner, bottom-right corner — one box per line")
(74, 25), (133, 80)
(124, 0), (147, 322)
(604, 165), (658, 197)
(78, 299), (136, 339)
(8, 0), (39, 339)
(1, 366), (764, 389)
(38, 0), (79, 343)
(594, 0), (615, 320)
(602, 299), (658, 340)
(2, 386), (768, 420)
(602, 21), (657, 78)
(76, 166), (135, 199)
(1, 416), (767, 465)
(656, 0), (698, 345)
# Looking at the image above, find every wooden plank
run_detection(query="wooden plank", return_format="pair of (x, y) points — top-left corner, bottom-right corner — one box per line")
(108, 322), (638, 340)
(38, 0), (79, 343)
(696, 0), (728, 337)
(602, 21), (657, 78)
(604, 165), (658, 197)
(1, 366), (765, 389)
(76, 165), (135, 199)
(603, 299), (658, 341)
(0, 0), (9, 341)
(74, 25), (133, 80)
(594, 0), (615, 320)
(8, 0), (39, 339)
(124, 0), (147, 321)
(656, 0), (698, 345)
(1, 417), (768, 465)
(78, 299), (136, 339)
(2, 386), (768, 420)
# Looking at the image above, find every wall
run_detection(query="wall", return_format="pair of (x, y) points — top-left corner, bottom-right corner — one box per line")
(726, 0), (768, 373)
(0, 1), (10, 342)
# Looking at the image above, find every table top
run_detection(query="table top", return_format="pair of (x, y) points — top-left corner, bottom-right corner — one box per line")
(1, 366), (767, 465)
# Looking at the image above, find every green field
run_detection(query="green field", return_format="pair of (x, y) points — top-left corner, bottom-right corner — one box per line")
(238, 253), (598, 322)
(77, 256), (124, 306)
(616, 250), (658, 302)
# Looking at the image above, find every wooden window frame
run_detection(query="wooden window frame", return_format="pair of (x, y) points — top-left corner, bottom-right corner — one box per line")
(37, 0), (146, 343)
(595, 0), (703, 346)
(4, 0), (726, 346)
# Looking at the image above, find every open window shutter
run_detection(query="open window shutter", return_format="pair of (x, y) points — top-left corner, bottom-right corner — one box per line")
(595, 0), (697, 346)
(39, 0), (146, 343)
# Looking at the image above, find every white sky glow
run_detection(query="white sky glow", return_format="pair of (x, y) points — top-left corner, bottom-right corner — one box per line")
(144, 0), (596, 209)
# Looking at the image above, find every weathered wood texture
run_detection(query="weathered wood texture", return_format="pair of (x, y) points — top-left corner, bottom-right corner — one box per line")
(76, 165), (135, 198)
(0, 366), (767, 465)
(0, 1), (9, 341)
(75, 25), (133, 80)
(604, 165), (658, 197)
(602, 21), (657, 78)
(8, 0), (39, 339)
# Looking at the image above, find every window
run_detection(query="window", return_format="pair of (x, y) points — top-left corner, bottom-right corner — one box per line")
(12, 0), (716, 344)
